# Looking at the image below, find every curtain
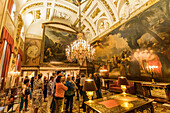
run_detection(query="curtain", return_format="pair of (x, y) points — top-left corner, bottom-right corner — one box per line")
(17, 49), (22, 71)
(0, 42), (5, 62)
(0, 27), (14, 89)
(7, 0), (14, 14)
(15, 48), (22, 71)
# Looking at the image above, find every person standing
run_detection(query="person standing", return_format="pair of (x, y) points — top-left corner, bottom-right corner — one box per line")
(75, 75), (80, 100)
(47, 76), (54, 113)
(94, 73), (102, 99)
(65, 76), (75, 113)
(51, 71), (62, 113)
(54, 76), (68, 113)
(43, 76), (48, 102)
(80, 73), (88, 112)
(89, 73), (93, 79)
(19, 79), (31, 112)
(32, 73), (44, 113)
(31, 77), (35, 92)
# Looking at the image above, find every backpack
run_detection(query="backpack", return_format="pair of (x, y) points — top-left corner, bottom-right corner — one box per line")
(65, 82), (75, 96)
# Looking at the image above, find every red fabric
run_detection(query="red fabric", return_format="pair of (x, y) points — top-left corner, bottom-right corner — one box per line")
(18, 48), (23, 58)
(109, 81), (135, 94)
(15, 48), (23, 71)
(0, 42), (5, 61)
(7, 0), (14, 14)
(99, 100), (119, 108)
(1, 44), (11, 88)
(17, 56), (21, 71)
(0, 27), (14, 89)
(2, 27), (14, 52)
(147, 55), (162, 77)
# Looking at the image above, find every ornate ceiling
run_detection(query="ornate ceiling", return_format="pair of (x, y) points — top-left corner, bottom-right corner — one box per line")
(14, 0), (149, 42)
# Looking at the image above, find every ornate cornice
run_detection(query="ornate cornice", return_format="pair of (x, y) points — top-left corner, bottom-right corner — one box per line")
(82, 0), (94, 13)
(21, 2), (43, 14)
(91, 8), (101, 19)
(55, 4), (77, 14)
(85, 19), (96, 35)
(90, 0), (160, 43)
(100, 0), (116, 21)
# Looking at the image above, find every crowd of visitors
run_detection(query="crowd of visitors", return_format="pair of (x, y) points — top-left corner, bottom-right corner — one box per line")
(19, 72), (103, 113)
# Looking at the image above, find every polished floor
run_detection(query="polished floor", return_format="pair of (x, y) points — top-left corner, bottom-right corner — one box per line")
(10, 90), (170, 113)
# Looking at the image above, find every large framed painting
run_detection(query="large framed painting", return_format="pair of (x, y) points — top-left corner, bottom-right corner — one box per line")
(41, 25), (77, 63)
(92, 0), (170, 82)
(23, 38), (42, 66)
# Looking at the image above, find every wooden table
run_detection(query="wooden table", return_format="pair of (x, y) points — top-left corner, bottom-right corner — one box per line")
(85, 94), (154, 113)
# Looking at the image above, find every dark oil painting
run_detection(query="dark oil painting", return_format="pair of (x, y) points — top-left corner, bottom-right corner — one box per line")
(92, 0), (170, 82)
(43, 27), (77, 62)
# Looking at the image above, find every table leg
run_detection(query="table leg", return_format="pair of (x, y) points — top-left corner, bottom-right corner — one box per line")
(150, 103), (154, 113)
(86, 106), (90, 113)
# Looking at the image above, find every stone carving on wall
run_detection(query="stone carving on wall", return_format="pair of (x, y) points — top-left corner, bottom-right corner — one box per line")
(52, 10), (71, 21)
(97, 18), (110, 34)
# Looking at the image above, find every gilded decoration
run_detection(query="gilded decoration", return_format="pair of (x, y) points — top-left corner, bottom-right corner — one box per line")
(100, 0), (116, 21)
(55, 4), (77, 14)
(91, 8), (101, 19)
(47, 2), (52, 6)
(73, 19), (79, 26)
(46, 8), (50, 19)
(36, 10), (41, 19)
(85, 19), (96, 35)
(114, 0), (119, 7)
(91, 0), (160, 43)
(82, 0), (94, 13)
(16, 14), (23, 45)
(81, 24), (86, 31)
(21, 2), (43, 14)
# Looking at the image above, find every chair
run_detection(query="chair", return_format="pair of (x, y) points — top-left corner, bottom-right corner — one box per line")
(109, 80), (135, 94)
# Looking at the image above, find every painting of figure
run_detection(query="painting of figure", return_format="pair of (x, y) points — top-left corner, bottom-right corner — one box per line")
(43, 27), (77, 62)
(92, 0), (170, 82)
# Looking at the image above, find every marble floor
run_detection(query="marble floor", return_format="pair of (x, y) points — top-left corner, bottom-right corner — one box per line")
(12, 90), (170, 113)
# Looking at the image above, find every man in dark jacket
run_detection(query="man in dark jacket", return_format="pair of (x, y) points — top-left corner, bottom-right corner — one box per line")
(94, 73), (102, 99)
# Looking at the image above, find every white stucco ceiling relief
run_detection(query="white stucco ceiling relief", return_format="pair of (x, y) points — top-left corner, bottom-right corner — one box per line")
(14, 0), (149, 42)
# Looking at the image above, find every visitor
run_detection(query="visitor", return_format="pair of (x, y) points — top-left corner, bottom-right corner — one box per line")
(53, 71), (62, 88)
(76, 74), (80, 100)
(89, 73), (93, 79)
(54, 76), (68, 113)
(65, 76), (75, 113)
(94, 73), (102, 99)
(47, 76), (54, 113)
(30, 77), (35, 92)
(80, 73), (88, 112)
(19, 79), (30, 112)
(43, 76), (48, 102)
(32, 73), (44, 113)
(51, 71), (62, 113)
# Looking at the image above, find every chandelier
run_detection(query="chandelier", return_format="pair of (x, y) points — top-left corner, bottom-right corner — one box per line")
(65, 0), (95, 65)
(65, 33), (95, 65)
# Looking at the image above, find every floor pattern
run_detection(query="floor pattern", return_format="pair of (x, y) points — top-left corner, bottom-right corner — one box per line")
(13, 90), (170, 113)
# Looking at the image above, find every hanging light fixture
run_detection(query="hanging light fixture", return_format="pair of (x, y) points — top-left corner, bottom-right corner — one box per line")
(65, 0), (95, 65)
